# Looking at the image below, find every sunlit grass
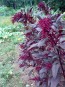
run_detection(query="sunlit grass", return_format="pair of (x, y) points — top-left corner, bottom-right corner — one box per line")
(0, 16), (12, 27)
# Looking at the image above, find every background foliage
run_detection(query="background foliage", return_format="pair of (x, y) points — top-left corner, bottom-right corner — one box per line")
(0, 0), (65, 12)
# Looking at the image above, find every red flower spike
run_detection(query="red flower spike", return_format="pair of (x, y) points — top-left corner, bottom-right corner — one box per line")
(38, 2), (50, 15)
(45, 63), (52, 70)
(12, 12), (23, 23)
(38, 17), (52, 38)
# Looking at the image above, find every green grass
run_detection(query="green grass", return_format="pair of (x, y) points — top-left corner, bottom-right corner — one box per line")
(0, 16), (12, 25)
(0, 41), (23, 87)
(0, 6), (25, 87)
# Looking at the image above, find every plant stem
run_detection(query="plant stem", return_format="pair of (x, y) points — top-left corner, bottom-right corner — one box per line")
(57, 48), (65, 79)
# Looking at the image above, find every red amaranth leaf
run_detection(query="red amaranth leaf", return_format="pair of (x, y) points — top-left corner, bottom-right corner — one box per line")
(19, 64), (25, 68)
(50, 77), (60, 87)
(52, 63), (60, 79)
(35, 66), (42, 71)
(30, 77), (40, 81)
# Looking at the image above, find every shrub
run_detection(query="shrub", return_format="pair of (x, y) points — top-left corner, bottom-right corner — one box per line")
(12, 1), (65, 87)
